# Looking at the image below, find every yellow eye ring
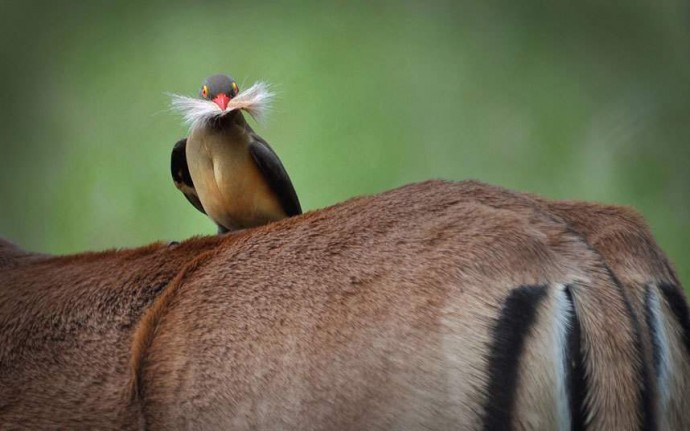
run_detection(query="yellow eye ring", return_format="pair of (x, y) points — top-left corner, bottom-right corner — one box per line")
(201, 85), (209, 98)
(232, 82), (238, 94)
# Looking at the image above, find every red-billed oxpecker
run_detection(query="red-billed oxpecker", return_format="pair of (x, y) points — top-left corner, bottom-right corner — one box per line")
(170, 74), (301, 233)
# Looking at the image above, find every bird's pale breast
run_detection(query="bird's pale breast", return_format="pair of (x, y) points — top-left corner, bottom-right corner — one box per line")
(186, 124), (286, 230)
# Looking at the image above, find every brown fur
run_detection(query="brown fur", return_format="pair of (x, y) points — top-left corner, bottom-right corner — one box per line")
(533, 195), (690, 430)
(0, 235), (226, 429)
(1, 180), (687, 430)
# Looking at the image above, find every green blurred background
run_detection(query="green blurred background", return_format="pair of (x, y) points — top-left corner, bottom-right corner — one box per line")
(0, 0), (687, 287)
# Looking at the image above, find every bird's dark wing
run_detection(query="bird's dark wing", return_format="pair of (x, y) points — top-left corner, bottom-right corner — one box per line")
(248, 135), (302, 216)
(171, 138), (206, 215)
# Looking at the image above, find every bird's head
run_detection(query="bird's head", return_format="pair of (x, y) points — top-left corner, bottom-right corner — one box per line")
(199, 74), (240, 111)
(170, 73), (273, 130)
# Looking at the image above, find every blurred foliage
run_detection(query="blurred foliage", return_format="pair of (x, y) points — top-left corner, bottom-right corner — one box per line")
(0, 0), (688, 287)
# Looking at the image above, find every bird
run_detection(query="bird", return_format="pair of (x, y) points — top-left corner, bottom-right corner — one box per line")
(170, 73), (302, 233)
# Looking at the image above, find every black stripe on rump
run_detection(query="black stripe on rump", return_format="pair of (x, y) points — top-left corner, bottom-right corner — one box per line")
(565, 285), (587, 431)
(658, 283), (690, 357)
(482, 285), (547, 431)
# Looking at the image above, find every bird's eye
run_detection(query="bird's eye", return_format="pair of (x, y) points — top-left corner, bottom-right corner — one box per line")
(201, 85), (209, 98)
(232, 82), (239, 95)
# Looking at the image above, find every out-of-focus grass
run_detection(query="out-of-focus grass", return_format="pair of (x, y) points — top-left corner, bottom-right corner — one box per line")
(0, 1), (688, 287)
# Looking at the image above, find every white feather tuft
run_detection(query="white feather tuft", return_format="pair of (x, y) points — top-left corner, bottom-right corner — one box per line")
(169, 81), (274, 130)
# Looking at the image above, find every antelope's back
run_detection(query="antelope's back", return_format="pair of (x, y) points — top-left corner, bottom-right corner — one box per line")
(1, 180), (687, 430)
(0, 236), (227, 429)
(131, 181), (689, 431)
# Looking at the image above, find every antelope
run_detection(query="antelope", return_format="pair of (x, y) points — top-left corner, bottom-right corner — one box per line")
(0, 180), (687, 430)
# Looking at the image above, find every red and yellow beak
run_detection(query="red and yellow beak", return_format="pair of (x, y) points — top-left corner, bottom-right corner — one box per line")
(212, 93), (231, 110)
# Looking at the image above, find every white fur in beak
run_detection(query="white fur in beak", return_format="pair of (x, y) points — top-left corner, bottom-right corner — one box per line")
(169, 81), (274, 130)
